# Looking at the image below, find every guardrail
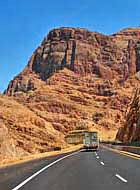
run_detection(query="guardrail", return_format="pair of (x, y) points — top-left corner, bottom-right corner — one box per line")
(101, 141), (140, 147)
(102, 143), (140, 155)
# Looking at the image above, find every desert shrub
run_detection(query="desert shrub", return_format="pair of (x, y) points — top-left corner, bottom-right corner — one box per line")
(92, 112), (103, 123)
(54, 146), (61, 151)
(76, 120), (88, 130)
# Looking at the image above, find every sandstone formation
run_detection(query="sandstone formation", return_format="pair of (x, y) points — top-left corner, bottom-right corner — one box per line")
(5, 27), (140, 95)
(0, 94), (65, 163)
(1, 27), (140, 162)
(116, 88), (140, 142)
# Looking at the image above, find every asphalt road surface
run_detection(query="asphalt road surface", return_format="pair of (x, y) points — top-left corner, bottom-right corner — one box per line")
(0, 147), (140, 190)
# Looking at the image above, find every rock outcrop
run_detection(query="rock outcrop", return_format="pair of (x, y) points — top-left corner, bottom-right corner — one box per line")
(2, 27), (140, 162)
(0, 94), (65, 163)
(5, 27), (140, 95)
(116, 88), (140, 142)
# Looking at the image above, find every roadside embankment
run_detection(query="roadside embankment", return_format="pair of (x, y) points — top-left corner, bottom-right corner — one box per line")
(0, 144), (82, 168)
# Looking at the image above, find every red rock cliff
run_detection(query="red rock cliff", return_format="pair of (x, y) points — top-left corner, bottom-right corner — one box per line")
(3, 27), (140, 151)
(116, 88), (140, 142)
(5, 27), (140, 95)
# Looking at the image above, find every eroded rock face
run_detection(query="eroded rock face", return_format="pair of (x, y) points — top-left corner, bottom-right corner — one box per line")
(3, 27), (140, 153)
(116, 88), (140, 142)
(5, 27), (140, 95)
(0, 94), (65, 163)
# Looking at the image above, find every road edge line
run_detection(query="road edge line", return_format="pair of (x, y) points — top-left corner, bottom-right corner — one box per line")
(11, 150), (81, 190)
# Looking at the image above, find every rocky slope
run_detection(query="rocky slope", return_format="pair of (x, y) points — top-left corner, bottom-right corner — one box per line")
(2, 27), (140, 161)
(0, 94), (65, 163)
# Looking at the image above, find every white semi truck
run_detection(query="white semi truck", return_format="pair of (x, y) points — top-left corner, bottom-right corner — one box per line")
(83, 131), (99, 151)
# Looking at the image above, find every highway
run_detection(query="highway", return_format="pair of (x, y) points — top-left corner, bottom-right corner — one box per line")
(0, 147), (140, 190)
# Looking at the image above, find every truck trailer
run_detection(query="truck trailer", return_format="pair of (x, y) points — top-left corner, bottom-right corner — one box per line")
(83, 131), (99, 151)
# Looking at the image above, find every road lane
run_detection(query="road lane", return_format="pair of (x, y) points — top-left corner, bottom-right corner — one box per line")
(0, 152), (76, 190)
(11, 151), (80, 190)
(98, 147), (140, 188)
(16, 150), (130, 190)
(0, 148), (140, 190)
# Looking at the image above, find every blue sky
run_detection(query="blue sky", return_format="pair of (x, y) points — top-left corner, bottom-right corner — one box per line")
(0, 0), (140, 92)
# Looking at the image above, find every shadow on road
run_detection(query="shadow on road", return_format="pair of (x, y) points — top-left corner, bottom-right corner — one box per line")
(80, 149), (97, 152)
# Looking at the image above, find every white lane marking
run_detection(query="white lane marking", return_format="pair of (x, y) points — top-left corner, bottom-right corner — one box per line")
(100, 161), (105, 165)
(115, 174), (128, 183)
(11, 150), (81, 190)
(96, 156), (99, 159)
